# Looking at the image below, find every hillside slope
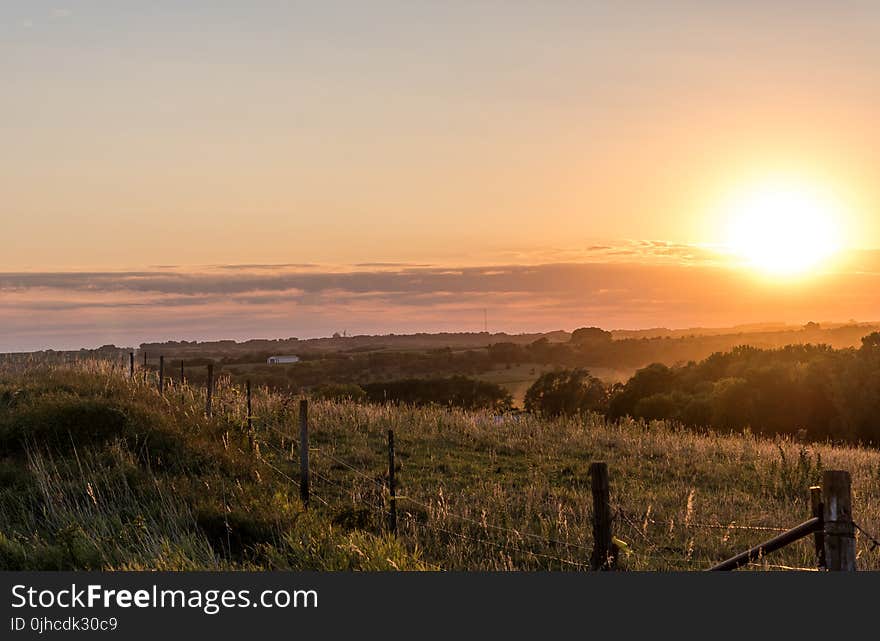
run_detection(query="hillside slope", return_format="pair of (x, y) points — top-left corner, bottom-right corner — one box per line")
(1, 361), (878, 571)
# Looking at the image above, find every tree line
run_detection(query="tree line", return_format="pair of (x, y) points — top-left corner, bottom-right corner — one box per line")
(524, 333), (880, 444)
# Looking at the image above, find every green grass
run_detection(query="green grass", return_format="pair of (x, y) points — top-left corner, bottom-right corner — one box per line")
(1, 359), (879, 571)
(0, 361), (425, 571)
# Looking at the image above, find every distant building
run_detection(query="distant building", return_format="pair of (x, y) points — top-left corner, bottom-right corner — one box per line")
(267, 355), (300, 365)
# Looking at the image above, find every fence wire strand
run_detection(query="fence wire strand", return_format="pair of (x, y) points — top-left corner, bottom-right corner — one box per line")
(260, 433), (808, 569)
(403, 516), (591, 570)
(73, 365), (876, 572)
(261, 431), (598, 555)
(853, 521), (880, 552)
(399, 493), (593, 553)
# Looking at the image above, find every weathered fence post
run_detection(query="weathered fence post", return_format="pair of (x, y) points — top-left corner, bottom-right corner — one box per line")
(822, 470), (856, 571)
(299, 399), (310, 507)
(590, 461), (616, 570)
(206, 363), (214, 418)
(143, 352), (148, 383)
(158, 355), (165, 394)
(388, 429), (397, 534)
(810, 485), (826, 569)
(129, 352), (134, 378)
(180, 360), (185, 384)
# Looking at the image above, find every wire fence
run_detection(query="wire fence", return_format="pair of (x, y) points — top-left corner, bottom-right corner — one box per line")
(25, 359), (879, 572)
(251, 427), (840, 571)
(245, 405), (880, 571)
(167, 365), (880, 569)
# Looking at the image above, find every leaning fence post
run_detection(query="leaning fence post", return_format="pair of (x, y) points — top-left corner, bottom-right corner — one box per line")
(206, 363), (214, 418)
(388, 429), (397, 534)
(810, 485), (826, 569)
(159, 355), (165, 394)
(299, 399), (310, 507)
(129, 352), (134, 378)
(590, 461), (615, 570)
(822, 470), (856, 571)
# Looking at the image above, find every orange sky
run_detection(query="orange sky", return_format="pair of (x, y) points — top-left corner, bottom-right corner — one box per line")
(4, 247), (880, 351)
(3, 3), (879, 270)
(2, 3), (879, 348)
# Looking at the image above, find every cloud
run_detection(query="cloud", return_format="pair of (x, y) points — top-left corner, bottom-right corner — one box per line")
(488, 240), (725, 266)
(3, 246), (880, 351)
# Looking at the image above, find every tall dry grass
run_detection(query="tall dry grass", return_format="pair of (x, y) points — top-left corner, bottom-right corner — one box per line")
(1, 357), (878, 570)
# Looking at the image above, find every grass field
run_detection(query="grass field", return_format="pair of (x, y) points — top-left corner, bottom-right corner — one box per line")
(1, 360), (878, 571)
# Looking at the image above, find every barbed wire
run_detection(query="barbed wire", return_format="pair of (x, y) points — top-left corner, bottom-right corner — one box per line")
(259, 440), (388, 513)
(745, 562), (819, 572)
(260, 438), (591, 557)
(642, 517), (789, 533)
(259, 434), (599, 554)
(614, 512), (699, 567)
(264, 424), (297, 445)
(706, 522), (787, 532)
(399, 494), (593, 553)
(312, 447), (388, 489)
(403, 515), (590, 570)
(261, 420), (797, 542)
(77, 367), (879, 571)
(853, 521), (880, 552)
(243, 444), (331, 507)
(258, 435), (805, 569)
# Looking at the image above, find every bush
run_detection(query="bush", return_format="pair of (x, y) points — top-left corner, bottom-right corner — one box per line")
(524, 369), (608, 416)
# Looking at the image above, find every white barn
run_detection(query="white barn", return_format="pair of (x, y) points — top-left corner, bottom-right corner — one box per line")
(267, 355), (300, 365)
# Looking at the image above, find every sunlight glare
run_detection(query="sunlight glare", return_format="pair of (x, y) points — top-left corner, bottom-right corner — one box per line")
(723, 182), (844, 277)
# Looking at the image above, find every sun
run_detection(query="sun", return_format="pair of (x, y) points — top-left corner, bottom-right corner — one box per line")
(722, 182), (844, 277)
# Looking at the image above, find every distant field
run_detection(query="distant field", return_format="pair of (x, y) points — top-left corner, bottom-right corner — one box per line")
(1, 360), (878, 571)
(476, 364), (634, 408)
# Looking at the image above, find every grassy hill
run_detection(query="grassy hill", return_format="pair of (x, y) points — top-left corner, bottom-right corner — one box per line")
(1, 360), (878, 571)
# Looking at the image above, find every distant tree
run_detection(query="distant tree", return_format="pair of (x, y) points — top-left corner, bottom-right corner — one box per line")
(860, 332), (880, 352)
(607, 363), (676, 419)
(633, 392), (682, 422)
(570, 327), (613, 345)
(524, 368), (608, 417)
(708, 377), (752, 429)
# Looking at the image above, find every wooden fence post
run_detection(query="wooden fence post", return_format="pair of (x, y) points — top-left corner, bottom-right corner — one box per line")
(590, 462), (615, 570)
(129, 352), (134, 378)
(180, 360), (185, 384)
(822, 470), (856, 571)
(206, 363), (214, 418)
(159, 355), (165, 394)
(299, 399), (310, 507)
(388, 429), (397, 535)
(810, 485), (826, 569)
(143, 352), (148, 383)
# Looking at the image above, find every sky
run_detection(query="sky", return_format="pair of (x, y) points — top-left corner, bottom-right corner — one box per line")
(2, 2), (880, 349)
